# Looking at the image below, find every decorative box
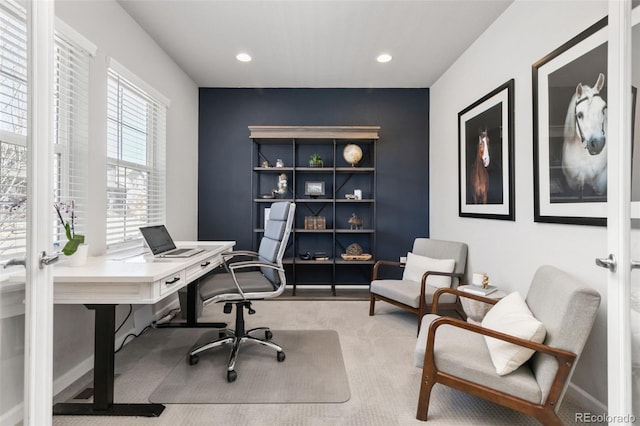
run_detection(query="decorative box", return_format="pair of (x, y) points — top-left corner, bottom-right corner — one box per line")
(304, 216), (326, 230)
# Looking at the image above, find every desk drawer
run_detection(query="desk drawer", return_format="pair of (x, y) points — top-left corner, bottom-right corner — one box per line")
(159, 270), (186, 296)
(185, 254), (221, 282)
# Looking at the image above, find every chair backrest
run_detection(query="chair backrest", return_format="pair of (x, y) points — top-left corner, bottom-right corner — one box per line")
(258, 202), (295, 286)
(525, 265), (601, 405)
(412, 238), (468, 287)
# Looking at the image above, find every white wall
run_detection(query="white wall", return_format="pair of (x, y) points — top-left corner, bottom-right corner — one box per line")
(429, 0), (611, 408)
(51, 0), (199, 393)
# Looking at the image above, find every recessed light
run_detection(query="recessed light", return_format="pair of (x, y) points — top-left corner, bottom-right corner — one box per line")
(376, 54), (392, 63)
(236, 53), (252, 62)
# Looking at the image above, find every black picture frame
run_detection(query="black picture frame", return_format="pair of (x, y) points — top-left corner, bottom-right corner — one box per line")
(533, 17), (608, 226)
(458, 79), (515, 221)
(304, 181), (325, 197)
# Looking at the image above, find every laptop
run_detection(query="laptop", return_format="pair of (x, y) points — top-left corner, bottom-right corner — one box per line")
(139, 225), (204, 258)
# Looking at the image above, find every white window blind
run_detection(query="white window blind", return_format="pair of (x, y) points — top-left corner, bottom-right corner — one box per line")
(0, 0), (28, 263)
(0, 0), (92, 263)
(53, 26), (91, 250)
(106, 67), (166, 249)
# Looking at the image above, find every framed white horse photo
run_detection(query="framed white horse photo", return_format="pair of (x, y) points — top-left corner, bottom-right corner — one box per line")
(458, 79), (515, 221)
(533, 17), (608, 226)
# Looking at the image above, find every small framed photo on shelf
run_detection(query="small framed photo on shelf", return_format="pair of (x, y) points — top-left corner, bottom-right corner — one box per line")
(305, 181), (325, 197)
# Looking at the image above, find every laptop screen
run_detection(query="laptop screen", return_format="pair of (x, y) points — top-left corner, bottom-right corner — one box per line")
(139, 225), (177, 255)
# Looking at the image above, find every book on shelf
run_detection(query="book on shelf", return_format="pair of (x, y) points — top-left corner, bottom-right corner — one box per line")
(462, 284), (498, 296)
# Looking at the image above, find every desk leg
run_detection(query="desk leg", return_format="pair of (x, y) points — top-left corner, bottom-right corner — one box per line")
(157, 279), (226, 328)
(53, 304), (165, 417)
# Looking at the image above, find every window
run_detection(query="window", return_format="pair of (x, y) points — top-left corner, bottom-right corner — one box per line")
(106, 63), (167, 249)
(0, 0), (28, 263)
(0, 1), (93, 263)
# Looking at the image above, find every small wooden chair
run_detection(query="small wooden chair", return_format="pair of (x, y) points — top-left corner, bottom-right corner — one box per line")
(414, 265), (601, 424)
(369, 238), (468, 332)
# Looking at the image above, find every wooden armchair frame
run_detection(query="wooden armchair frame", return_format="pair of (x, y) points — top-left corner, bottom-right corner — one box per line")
(417, 288), (577, 425)
(369, 260), (464, 333)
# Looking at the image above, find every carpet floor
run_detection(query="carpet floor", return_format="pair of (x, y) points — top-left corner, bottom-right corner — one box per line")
(52, 300), (603, 425)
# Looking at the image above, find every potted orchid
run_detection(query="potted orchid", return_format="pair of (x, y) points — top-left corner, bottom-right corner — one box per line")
(54, 201), (85, 256)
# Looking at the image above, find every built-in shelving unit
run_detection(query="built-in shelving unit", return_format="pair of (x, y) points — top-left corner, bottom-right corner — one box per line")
(249, 125), (379, 295)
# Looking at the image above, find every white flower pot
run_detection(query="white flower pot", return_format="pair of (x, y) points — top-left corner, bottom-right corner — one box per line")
(65, 244), (88, 267)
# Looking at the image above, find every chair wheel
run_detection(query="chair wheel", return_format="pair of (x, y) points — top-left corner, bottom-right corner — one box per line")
(265, 330), (273, 340)
(277, 351), (285, 362)
(227, 370), (237, 382)
(188, 354), (199, 366)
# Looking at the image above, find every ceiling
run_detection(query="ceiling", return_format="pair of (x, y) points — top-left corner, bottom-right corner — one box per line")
(117, 0), (513, 88)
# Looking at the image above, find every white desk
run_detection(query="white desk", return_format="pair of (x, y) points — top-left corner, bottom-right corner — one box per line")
(52, 241), (234, 417)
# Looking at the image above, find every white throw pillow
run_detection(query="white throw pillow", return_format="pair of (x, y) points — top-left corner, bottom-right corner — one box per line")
(481, 291), (547, 376)
(402, 252), (455, 288)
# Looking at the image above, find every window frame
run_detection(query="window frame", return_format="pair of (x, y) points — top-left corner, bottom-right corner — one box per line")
(106, 62), (167, 250)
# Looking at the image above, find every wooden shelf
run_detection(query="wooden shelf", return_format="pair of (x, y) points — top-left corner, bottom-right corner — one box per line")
(251, 125), (378, 295)
(249, 125), (380, 140)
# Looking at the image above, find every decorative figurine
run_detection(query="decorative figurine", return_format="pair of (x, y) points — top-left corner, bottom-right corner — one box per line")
(273, 173), (288, 197)
(346, 243), (363, 256)
(348, 213), (363, 230)
(482, 274), (489, 289)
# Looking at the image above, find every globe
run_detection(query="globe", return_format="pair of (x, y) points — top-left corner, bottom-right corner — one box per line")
(343, 144), (363, 166)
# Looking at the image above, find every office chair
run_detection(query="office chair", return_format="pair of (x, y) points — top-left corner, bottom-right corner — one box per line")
(188, 201), (295, 382)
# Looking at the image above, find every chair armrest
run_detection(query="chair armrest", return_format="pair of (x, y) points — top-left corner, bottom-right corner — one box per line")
(417, 272), (464, 311)
(429, 316), (574, 358)
(423, 316), (577, 406)
(228, 260), (284, 272)
(372, 259), (404, 280)
(420, 271), (464, 284)
(431, 287), (498, 314)
(211, 260), (285, 303)
(222, 250), (259, 261)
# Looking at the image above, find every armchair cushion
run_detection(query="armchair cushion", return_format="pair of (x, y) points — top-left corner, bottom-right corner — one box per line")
(402, 252), (455, 288)
(370, 279), (437, 308)
(481, 292), (546, 375)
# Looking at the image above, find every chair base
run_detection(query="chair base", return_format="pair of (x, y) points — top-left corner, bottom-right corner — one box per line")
(187, 301), (285, 382)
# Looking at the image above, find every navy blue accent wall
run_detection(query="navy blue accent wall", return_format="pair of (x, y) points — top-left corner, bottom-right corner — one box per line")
(198, 88), (429, 263)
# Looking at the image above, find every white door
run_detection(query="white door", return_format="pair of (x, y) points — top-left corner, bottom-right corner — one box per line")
(0, 1), (54, 425)
(630, 2), (640, 420)
(602, 0), (639, 423)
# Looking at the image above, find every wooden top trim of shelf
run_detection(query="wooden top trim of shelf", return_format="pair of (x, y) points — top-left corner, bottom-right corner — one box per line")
(249, 125), (380, 140)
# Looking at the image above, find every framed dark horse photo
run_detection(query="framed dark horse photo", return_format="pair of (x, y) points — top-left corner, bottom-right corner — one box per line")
(533, 17), (608, 226)
(458, 79), (515, 221)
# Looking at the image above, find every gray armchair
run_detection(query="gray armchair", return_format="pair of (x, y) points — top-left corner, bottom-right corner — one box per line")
(188, 202), (295, 383)
(369, 238), (468, 332)
(414, 265), (601, 424)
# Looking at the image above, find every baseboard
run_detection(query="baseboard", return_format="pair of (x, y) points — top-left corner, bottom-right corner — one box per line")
(565, 382), (607, 414)
(0, 402), (23, 426)
(153, 299), (181, 322)
(53, 355), (95, 397)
